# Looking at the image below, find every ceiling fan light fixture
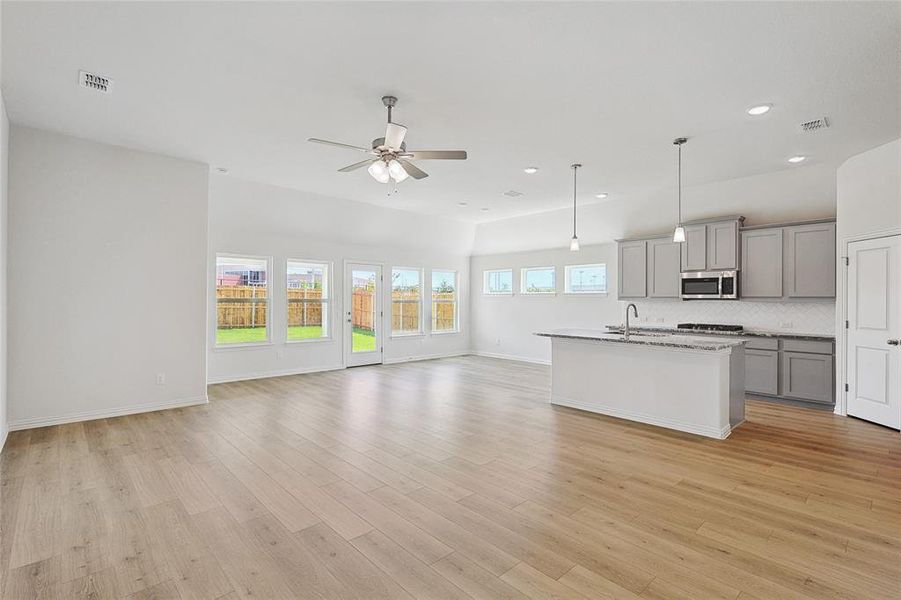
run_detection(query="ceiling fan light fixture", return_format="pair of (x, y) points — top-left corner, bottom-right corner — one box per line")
(388, 159), (408, 182)
(368, 160), (390, 183)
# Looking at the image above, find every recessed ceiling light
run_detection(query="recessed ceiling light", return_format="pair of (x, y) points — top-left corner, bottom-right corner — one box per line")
(480, 207), (489, 212)
(595, 193), (608, 199)
(787, 155), (807, 163)
(458, 202), (468, 206)
(523, 167), (539, 174)
(747, 104), (772, 116)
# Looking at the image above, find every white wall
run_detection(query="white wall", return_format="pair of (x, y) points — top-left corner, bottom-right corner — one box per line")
(473, 163), (836, 255)
(0, 93), (8, 448)
(470, 244), (621, 364)
(208, 175), (474, 383)
(8, 127), (209, 429)
(835, 137), (901, 413)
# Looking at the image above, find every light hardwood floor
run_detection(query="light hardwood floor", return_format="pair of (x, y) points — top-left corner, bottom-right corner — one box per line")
(2, 356), (899, 599)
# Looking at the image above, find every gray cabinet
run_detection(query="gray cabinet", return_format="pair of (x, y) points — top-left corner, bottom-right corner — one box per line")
(745, 349), (779, 396)
(647, 238), (681, 298)
(784, 222), (836, 298)
(781, 351), (834, 404)
(617, 240), (647, 299)
(680, 224), (708, 271)
(741, 228), (783, 298)
(707, 220), (739, 270)
(739, 220), (835, 299)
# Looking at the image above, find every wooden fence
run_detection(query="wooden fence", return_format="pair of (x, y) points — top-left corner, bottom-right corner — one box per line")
(217, 286), (455, 332)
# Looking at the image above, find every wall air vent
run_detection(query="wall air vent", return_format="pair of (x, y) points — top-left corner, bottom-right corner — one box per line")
(79, 70), (113, 94)
(800, 117), (829, 132)
(503, 190), (524, 197)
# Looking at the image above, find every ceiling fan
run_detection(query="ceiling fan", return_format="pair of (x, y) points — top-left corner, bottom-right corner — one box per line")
(308, 95), (467, 183)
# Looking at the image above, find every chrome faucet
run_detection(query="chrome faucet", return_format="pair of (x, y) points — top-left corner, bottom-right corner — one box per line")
(625, 303), (639, 339)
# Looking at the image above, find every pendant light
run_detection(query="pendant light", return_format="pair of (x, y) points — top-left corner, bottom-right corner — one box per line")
(672, 137), (687, 243)
(569, 163), (582, 251)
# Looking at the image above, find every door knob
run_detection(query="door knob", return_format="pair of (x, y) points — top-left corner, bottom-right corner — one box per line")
(888, 339), (900, 346)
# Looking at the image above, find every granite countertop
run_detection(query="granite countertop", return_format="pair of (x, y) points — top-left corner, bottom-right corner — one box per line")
(535, 328), (744, 352)
(604, 325), (834, 341)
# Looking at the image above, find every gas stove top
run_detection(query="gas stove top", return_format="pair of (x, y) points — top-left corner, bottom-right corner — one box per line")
(677, 323), (744, 332)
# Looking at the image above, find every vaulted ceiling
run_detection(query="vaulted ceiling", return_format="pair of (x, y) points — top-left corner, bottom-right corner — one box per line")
(3, 1), (899, 222)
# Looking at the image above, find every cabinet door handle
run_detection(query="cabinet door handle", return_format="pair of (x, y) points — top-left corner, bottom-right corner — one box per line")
(888, 339), (900, 346)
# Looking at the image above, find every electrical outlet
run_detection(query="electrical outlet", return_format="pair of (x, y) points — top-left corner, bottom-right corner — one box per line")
(156, 373), (166, 385)
(656, 317), (665, 323)
(780, 321), (794, 329)
(495, 338), (501, 346)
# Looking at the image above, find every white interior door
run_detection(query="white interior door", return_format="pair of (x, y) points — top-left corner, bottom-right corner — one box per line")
(847, 235), (901, 429)
(345, 263), (383, 367)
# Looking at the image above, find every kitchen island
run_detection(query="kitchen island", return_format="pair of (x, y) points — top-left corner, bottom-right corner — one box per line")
(535, 329), (746, 439)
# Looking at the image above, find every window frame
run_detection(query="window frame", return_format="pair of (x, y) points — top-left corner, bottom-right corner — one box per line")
(286, 258), (333, 344)
(564, 263), (608, 295)
(483, 268), (514, 296)
(390, 266), (425, 338)
(430, 269), (460, 335)
(214, 253), (273, 348)
(520, 266), (557, 295)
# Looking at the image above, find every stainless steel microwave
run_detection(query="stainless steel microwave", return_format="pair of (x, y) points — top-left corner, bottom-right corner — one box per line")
(680, 271), (739, 300)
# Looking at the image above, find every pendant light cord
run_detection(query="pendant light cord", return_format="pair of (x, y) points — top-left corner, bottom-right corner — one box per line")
(677, 142), (682, 225)
(572, 165), (578, 237)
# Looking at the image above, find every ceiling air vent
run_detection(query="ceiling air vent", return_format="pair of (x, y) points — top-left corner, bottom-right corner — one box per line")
(503, 190), (524, 197)
(800, 117), (829, 132)
(79, 70), (113, 94)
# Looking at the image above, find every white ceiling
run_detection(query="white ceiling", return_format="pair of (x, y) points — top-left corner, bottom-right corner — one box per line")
(2, 1), (899, 223)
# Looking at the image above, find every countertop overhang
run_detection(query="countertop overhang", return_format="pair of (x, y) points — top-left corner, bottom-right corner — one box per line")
(535, 328), (744, 352)
(604, 325), (834, 341)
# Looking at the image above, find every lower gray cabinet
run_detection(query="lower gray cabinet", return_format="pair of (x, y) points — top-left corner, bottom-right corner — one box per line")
(780, 351), (834, 404)
(745, 349), (778, 395)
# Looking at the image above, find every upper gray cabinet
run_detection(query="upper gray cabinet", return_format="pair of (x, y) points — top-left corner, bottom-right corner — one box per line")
(707, 221), (739, 270)
(647, 238), (681, 298)
(785, 222), (836, 298)
(617, 240), (647, 299)
(681, 219), (741, 271)
(740, 220), (836, 299)
(741, 228), (783, 298)
(680, 224), (708, 271)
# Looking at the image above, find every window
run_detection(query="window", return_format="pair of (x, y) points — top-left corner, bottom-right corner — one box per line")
(565, 263), (607, 294)
(431, 270), (459, 333)
(483, 269), (513, 295)
(392, 268), (422, 335)
(287, 261), (329, 341)
(521, 266), (556, 294)
(216, 255), (269, 345)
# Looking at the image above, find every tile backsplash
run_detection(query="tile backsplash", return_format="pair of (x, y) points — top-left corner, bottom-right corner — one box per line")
(625, 299), (835, 334)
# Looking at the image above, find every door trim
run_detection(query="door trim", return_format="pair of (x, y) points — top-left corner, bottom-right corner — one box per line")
(343, 260), (385, 368)
(838, 228), (901, 418)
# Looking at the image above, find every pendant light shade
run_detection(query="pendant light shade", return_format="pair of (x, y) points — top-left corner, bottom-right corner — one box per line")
(673, 137), (687, 242)
(569, 163), (582, 252)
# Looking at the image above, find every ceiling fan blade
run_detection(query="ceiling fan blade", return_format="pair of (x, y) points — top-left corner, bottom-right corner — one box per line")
(338, 159), (376, 172)
(308, 138), (373, 153)
(403, 150), (467, 160)
(384, 123), (407, 149)
(398, 159), (428, 180)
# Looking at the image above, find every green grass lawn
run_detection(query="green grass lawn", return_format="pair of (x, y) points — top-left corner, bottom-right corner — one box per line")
(216, 325), (375, 350)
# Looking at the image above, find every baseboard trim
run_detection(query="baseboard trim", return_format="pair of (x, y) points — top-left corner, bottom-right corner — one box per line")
(208, 364), (345, 384)
(470, 351), (551, 366)
(8, 395), (210, 432)
(551, 394), (732, 439)
(383, 351), (469, 365)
